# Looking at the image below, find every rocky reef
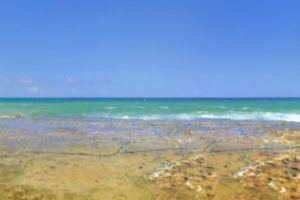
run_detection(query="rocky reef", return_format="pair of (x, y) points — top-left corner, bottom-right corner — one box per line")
(0, 118), (299, 199)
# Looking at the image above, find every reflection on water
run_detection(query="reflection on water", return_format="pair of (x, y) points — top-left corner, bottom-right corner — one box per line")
(0, 118), (299, 199)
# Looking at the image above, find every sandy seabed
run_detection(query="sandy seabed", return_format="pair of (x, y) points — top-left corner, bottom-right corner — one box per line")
(0, 118), (299, 200)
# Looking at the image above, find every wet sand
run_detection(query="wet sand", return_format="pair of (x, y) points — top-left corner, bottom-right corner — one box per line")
(0, 118), (299, 199)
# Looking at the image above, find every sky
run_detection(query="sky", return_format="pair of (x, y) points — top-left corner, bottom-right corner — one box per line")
(0, 0), (299, 97)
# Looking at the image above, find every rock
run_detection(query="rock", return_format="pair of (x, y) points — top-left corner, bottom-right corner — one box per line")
(182, 130), (192, 135)
(195, 185), (203, 192)
(279, 186), (287, 193)
(185, 181), (196, 190)
(268, 181), (280, 192)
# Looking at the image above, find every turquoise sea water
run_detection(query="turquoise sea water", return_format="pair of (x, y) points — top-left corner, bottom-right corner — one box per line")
(0, 98), (300, 122)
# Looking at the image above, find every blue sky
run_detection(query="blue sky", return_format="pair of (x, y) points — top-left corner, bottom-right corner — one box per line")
(0, 0), (299, 97)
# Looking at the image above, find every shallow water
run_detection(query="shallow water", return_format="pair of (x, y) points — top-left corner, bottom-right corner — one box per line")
(0, 118), (299, 199)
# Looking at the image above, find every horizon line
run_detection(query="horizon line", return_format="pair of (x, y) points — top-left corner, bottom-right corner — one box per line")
(0, 97), (300, 99)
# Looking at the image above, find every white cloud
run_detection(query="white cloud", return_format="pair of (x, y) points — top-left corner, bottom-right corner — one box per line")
(18, 79), (36, 84)
(27, 86), (41, 93)
(65, 77), (78, 84)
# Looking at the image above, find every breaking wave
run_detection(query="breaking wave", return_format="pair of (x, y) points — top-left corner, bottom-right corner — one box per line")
(110, 112), (300, 122)
(1, 112), (300, 122)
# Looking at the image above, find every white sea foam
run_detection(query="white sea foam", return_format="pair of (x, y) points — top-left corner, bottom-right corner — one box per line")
(0, 114), (27, 119)
(110, 112), (300, 122)
(120, 115), (130, 119)
(0, 115), (17, 119)
(1, 111), (300, 123)
(197, 112), (300, 122)
(104, 107), (116, 110)
(159, 106), (170, 110)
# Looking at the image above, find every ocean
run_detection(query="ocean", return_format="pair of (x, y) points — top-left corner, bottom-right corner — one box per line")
(0, 98), (300, 122)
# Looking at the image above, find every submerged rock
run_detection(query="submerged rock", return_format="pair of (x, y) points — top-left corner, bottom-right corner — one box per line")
(234, 153), (300, 199)
(149, 154), (216, 198)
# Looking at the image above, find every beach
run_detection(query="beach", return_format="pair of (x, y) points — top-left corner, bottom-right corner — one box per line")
(0, 100), (300, 200)
(0, 115), (299, 200)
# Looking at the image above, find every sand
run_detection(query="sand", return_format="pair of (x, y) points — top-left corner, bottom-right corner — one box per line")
(0, 119), (299, 199)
